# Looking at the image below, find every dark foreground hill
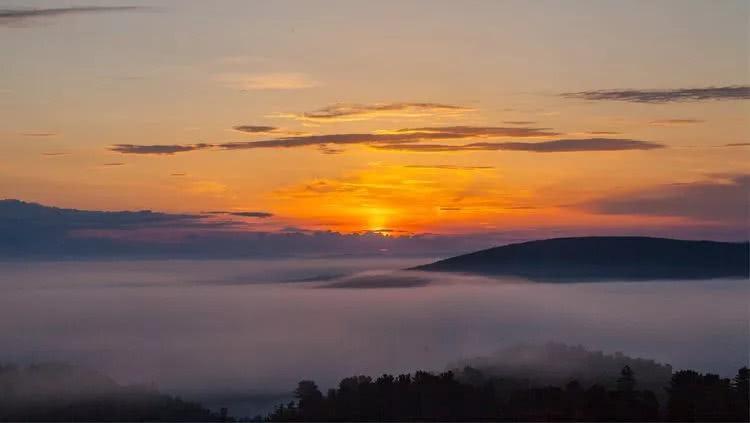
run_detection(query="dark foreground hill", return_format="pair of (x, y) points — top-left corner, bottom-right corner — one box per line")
(413, 237), (749, 281)
(268, 362), (750, 422)
(0, 363), (225, 421)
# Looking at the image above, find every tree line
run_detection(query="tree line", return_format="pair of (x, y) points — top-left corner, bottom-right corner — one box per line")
(266, 366), (749, 422)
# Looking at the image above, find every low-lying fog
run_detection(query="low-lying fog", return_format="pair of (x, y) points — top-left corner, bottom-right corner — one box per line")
(0, 258), (747, 415)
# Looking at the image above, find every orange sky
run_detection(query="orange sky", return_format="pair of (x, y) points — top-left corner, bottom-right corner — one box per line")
(0, 1), (748, 236)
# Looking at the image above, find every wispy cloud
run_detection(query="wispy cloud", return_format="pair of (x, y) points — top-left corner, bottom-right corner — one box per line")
(583, 131), (620, 135)
(219, 126), (560, 151)
(230, 211), (273, 218)
(562, 86), (750, 103)
(206, 211), (274, 219)
(275, 102), (474, 122)
(215, 72), (320, 90)
(581, 174), (749, 223)
(723, 142), (750, 147)
(232, 125), (305, 136)
(101, 162), (125, 166)
(374, 138), (664, 153)
(41, 152), (67, 156)
(110, 127), (662, 155)
(0, 6), (144, 25)
(21, 131), (57, 137)
(649, 118), (704, 126)
(318, 145), (345, 155)
(392, 126), (560, 138)
(111, 143), (212, 155)
(232, 125), (279, 134)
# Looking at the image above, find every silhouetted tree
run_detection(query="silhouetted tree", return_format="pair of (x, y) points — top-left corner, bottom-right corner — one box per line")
(293, 380), (323, 420)
(617, 365), (636, 393)
(666, 368), (748, 421)
(732, 367), (749, 421)
(267, 366), (674, 422)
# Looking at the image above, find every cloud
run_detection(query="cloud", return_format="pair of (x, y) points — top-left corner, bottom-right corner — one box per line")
(562, 86), (750, 103)
(485, 138), (664, 152)
(206, 211), (274, 219)
(582, 174), (749, 223)
(0, 6), (144, 25)
(215, 72), (319, 90)
(41, 152), (67, 156)
(0, 199), (520, 258)
(584, 131), (620, 135)
(393, 126), (559, 138)
(2, 198), (746, 259)
(503, 121), (536, 125)
(110, 143), (212, 155)
(220, 133), (394, 150)
(217, 126), (560, 151)
(21, 131), (56, 137)
(109, 128), (661, 156)
(723, 143), (750, 147)
(102, 162), (125, 166)
(170, 173), (187, 177)
(275, 102), (474, 122)
(320, 271), (432, 289)
(215, 126), (557, 152)
(232, 125), (279, 134)
(233, 125), (306, 136)
(318, 145), (345, 155)
(649, 119), (704, 126)
(0, 199), (208, 230)
(374, 138), (664, 153)
(230, 212), (273, 218)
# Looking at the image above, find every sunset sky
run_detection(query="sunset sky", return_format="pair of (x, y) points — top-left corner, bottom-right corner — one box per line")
(1, 0), (748, 238)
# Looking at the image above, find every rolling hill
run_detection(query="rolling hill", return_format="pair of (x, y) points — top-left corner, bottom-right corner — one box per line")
(412, 236), (749, 281)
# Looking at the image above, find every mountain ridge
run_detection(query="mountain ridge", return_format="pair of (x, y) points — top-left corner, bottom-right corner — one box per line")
(412, 236), (749, 281)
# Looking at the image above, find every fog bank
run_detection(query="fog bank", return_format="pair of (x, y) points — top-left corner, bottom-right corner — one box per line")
(0, 258), (747, 414)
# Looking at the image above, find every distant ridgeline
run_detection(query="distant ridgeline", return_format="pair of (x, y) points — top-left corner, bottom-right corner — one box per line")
(413, 237), (750, 281)
(448, 343), (673, 394)
(0, 363), (226, 422)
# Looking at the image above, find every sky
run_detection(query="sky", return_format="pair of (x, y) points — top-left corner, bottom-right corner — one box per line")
(1, 0), (748, 239)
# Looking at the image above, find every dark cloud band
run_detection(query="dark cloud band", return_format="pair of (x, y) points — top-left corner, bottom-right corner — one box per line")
(110, 126), (562, 154)
(233, 125), (279, 133)
(111, 143), (212, 155)
(281, 102), (473, 122)
(0, 6), (144, 24)
(581, 174), (749, 222)
(206, 211), (274, 218)
(375, 138), (664, 153)
(562, 86), (750, 103)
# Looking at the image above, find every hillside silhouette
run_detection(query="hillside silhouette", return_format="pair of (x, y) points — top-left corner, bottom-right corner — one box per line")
(413, 237), (749, 281)
(0, 363), (225, 421)
(449, 343), (672, 393)
(267, 365), (749, 421)
(2, 358), (747, 421)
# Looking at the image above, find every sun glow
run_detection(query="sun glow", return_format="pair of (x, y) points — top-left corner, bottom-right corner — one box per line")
(271, 164), (547, 233)
(364, 206), (393, 232)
